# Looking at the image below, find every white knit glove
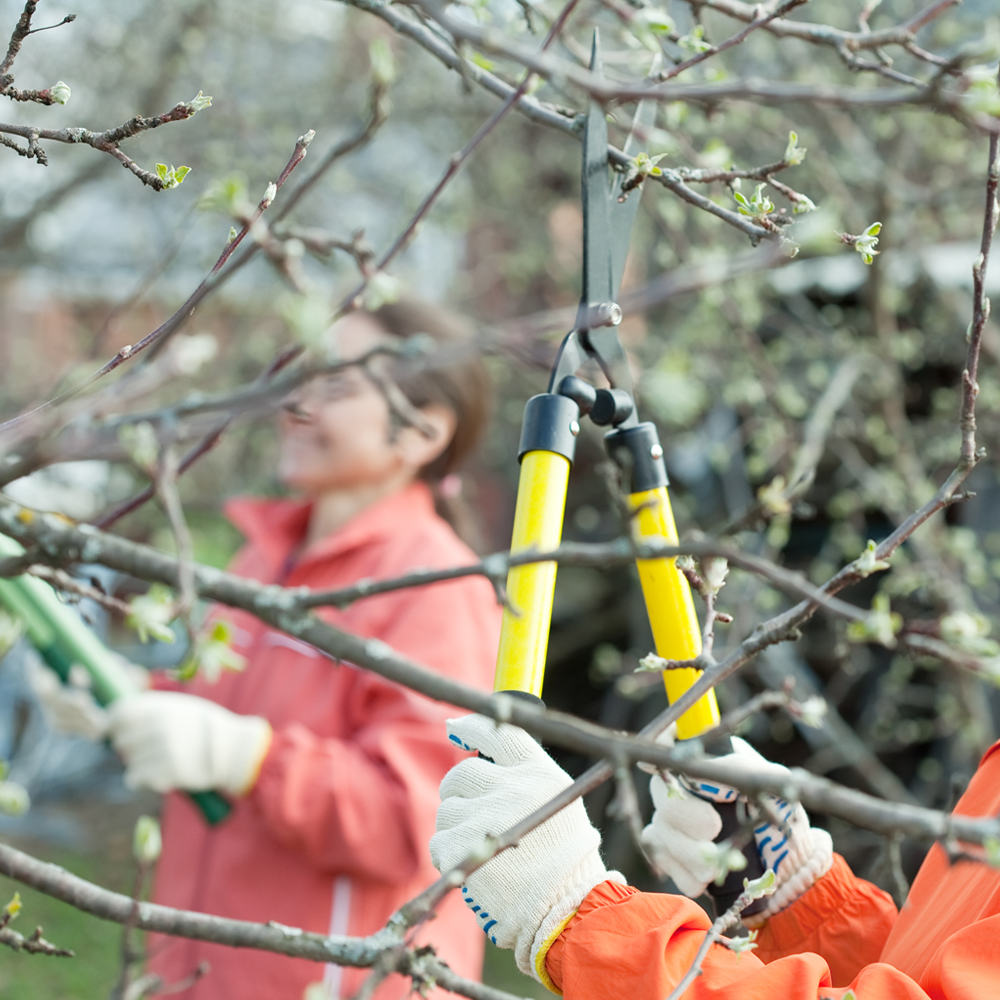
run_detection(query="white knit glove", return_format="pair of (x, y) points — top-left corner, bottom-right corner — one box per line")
(641, 737), (832, 921)
(430, 715), (624, 988)
(106, 692), (272, 797)
(26, 655), (148, 741)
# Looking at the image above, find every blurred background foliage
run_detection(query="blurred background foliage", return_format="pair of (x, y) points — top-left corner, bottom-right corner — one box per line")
(2, 0), (1000, 993)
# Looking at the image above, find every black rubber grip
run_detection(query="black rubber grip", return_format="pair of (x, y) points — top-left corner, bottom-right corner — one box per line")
(707, 799), (768, 916)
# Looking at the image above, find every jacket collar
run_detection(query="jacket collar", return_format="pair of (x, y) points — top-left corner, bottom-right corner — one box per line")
(224, 480), (437, 576)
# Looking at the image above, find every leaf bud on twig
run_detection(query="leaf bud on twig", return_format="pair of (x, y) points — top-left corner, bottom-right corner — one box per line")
(133, 815), (162, 865)
(184, 91), (213, 115)
(48, 80), (70, 105)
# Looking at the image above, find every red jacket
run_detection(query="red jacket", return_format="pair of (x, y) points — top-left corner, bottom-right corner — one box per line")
(546, 740), (1000, 998)
(148, 483), (501, 1000)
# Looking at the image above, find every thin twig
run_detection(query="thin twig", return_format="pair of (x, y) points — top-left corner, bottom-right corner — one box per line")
(961, 127), (1000, 466)
(339, 0), (586, 312)
(93, 346), (301, 530)
(0, 132), (314, 438)
(659, 0), (808, 82)
(664, 879), (761, 1000)
(155, 445), (197, 630)
(25, 565), (132, 617)
(0, 904), (73, 957)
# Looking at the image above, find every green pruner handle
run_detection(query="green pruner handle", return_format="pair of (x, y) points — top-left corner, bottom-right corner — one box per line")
(187, 789), (233, 825)
(0, 532), (232, 825)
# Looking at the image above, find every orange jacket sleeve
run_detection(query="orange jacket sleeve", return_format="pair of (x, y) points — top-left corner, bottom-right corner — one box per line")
(544, 881), (958, 1000)
(249, 576), (498, 881)
(752, 854), (897, 984)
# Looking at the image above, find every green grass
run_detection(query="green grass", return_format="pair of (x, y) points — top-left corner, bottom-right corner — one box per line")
(482, 942), (552, 1000)
(0, 849), (131, 999)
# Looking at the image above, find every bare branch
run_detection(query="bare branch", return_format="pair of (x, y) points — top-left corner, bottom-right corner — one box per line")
(296, 536), (866, 625)
(962, 129), (1000, 466)
(25, 565), (132, 617)
(93, 346), (301, 530)
(0, 842), (526, 1000)
(340, 0), (586, 312)
(2, 497), (998, 853)
(658, 0), (809, 83)
(0, 903), (73, 957)
(0, 100), (209, 181)
(0, 132), (315, 441)
(687, 0), (959, 57)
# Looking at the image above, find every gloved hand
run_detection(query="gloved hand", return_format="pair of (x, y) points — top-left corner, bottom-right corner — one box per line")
(26, 654), (149, 741)
(106, 692), (272, 797)
(641, 737), (833, 922)
(430, 715), (624, 989)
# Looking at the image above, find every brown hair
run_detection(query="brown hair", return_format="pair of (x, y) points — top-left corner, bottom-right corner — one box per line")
(367, 298), (492, 549)
(367, 297), (491, 481)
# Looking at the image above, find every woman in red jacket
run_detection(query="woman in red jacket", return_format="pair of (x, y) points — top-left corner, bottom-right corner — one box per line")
(431, 714), (1000, 999)
(39, 301), (502, 1000)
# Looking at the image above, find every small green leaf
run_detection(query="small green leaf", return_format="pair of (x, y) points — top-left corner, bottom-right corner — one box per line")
(678, 24), (712, 53)
(0, 781), (29, 817)
(133, 815), (162, 864)
(784, 130), (806, 166)
(984, 836), (1000, 869)
(362, 270), (403, 311)
(184, 91), (213, 114)
(630, 8), (674, 52)
(179, 620), (247, 684)
(126, 585), (177, 644)
(793, 193), (817, 214)
(743, 867), (777, 899)
(727, 928), (759, 961)
(469, 51), (495, 72)
(633, 151), (669, 178)
(4, 892), (22, 918)
(855, 539), (891, 578)
(941, 611), (1000, 657)
(156, 164), (192, 190)
(757, 475), (791, 516)
(849, 221), (883, 265)
(369, 38), (397, 85)
(847, 592), (902, 648)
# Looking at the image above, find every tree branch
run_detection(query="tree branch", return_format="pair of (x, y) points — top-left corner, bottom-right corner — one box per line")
(0, 842), (526, 1000)
(0, 99), (210, 181)
(0, 496), (997, 851)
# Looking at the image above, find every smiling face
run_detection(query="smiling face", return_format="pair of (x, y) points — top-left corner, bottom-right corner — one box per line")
(277, 313), (455, 498)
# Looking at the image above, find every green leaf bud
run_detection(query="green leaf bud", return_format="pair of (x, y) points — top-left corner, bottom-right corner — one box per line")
(133, 814), (162, 864)
(49, 80), (71, 105)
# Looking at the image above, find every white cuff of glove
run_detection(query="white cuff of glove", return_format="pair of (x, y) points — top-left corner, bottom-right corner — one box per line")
(107, 691), (272, 796)
(747, 811), (833, 924)
(527, 852), (616, 988)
